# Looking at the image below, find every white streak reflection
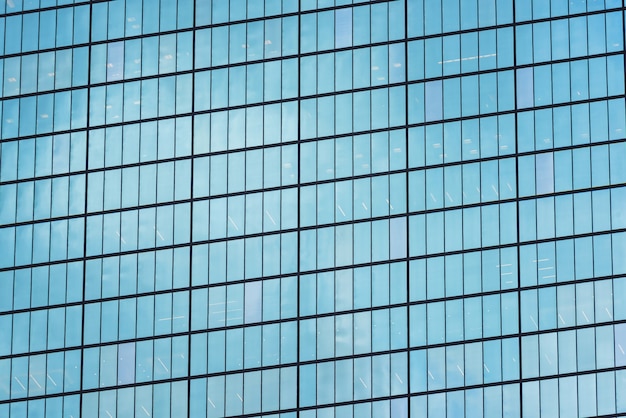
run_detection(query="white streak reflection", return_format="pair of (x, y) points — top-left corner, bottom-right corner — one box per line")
(47, 374), (58, 386)
(29, 374), (42, 389)
(438, 53), (497, 64)
(14, 377), (26, 391)
(265, 210), (277, 225)
(456, 364), (464, 376)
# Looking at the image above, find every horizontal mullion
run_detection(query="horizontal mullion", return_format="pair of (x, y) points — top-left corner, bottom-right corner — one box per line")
(2, 120), (626, 189)
(0, 218), (624, 279)
(1, 45), (621, 104)
(0, 266), (622, 331)
(0, 0), (108, 19)
(0, 331), (624, 407)
(0, 1), (400, 62)
(1, 172), (624, 233)
(0, 78), (623, 147)
(1, 4), (621, 62)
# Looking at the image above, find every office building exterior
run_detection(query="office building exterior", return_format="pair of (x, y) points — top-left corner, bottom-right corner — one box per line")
(1, 0), (625, 416)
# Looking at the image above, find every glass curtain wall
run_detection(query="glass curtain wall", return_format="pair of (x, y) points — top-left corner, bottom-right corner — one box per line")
(0, 0), (625, 417)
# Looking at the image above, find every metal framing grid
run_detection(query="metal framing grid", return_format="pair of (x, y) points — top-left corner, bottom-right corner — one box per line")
(0, 0), (626, 416)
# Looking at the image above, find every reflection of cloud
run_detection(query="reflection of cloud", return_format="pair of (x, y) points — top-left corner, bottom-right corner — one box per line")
(107, 41), (124, 82)
(7, 0), (15, 7)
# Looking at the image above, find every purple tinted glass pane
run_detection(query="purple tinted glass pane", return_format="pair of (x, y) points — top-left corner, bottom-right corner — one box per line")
(245, 281), (262, 323)
(335, 9), (352, 49)
(516, 68), (534, 109)
(535, 152), (554, 194)
(390, 217), (408, 259)
(118, 343), (135, 384)
(391, 398), (409, 418)
(425, 80), (443, 122)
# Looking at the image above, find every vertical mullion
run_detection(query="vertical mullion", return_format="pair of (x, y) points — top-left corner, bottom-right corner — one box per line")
(79, 0), (95, 414)
(404, 0), (412, 415)
(186, 0), (198, 415)
(512, 0), (524, 416)
(296, 0), (302, 415)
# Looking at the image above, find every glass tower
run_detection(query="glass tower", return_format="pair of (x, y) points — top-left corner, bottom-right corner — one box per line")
(1, 0), (626, 417)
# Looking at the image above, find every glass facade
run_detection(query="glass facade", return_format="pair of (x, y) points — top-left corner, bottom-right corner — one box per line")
(0, 0), (625, 416)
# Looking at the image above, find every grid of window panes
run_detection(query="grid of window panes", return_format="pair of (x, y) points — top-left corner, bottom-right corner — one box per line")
(1, 0), (626, 417)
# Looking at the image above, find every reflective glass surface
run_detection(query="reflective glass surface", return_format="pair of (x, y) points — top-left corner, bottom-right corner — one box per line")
(0, 0), (625, 417)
